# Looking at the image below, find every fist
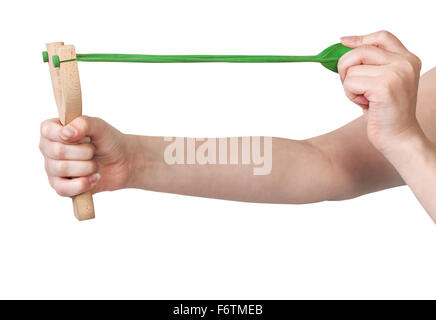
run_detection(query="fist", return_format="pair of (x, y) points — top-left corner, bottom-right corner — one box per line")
(338, 30), (422, 154)
(39, 116), (133, 197)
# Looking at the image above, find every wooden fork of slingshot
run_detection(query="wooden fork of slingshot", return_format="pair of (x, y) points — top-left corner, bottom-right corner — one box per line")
(44, 42), (95, 221)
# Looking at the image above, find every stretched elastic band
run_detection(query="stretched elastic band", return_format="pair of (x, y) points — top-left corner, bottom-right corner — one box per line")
(42, 52), (340, 68)
(42, 44), (351, 73)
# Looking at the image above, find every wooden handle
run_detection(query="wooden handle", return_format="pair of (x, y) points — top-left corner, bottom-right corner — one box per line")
(46, 42), (95, 221)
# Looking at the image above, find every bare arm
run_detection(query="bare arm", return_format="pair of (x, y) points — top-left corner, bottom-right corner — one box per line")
(127, 66), (436, 204)
(128, 136), (334, 203)
(126, 117), (401, 204)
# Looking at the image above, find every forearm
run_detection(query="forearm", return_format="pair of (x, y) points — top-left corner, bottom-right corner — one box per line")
(126, 135), (335, 203)
(383, 126), (436, 223)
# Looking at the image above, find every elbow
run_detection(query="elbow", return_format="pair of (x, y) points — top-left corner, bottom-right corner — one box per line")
(304, 139), (362, 202)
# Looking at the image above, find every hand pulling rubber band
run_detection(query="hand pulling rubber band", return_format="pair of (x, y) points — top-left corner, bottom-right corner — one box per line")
(43, 43), (352, 73)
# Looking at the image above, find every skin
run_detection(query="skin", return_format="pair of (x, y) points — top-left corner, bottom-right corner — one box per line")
(39, 31), (436, 222)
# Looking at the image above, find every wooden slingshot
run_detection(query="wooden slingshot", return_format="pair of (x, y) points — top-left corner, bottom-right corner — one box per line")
(43, 41), (352, 221)
(45, 42), (95, 221)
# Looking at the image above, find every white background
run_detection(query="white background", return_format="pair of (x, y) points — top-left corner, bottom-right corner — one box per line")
(1, 0), (435, 299)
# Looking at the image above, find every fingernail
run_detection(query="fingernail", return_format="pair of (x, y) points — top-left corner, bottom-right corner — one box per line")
(340, 36), (358, 43)
(89, 173), (101, 185)
(60, 126), (76, 140)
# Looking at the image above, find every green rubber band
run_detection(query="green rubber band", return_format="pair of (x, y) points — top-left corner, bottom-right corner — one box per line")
(42, 51), (49, 63)
(43, 43), (352, 73)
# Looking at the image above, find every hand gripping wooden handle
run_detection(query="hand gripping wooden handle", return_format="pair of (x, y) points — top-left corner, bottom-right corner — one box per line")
(46, 42), (95, 221)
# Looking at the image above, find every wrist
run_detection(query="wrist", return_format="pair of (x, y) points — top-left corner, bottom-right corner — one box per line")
(124, 134), (159, 189)
(381, 123), (431, 166)
(123, 134), (147, 189)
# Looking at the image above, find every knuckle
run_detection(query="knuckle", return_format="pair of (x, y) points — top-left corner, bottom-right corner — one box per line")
(337, 60), (346, 73)
(40, 118), (58, 137)
(406, 54), (422, 73)
(44, 160), (51, 174)
(48, 177), (55, 189)
(56, 160), (68, 175)
(40, 121), (49, 137)
(378, 30), (392, 39)
(53, 143), (64, 159)
(401, 60), (416, 75)
(55, 187), (69, 197)
(50, 178), (60, 192)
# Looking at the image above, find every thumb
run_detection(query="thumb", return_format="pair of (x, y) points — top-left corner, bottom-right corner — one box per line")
(59, 116), (108, 142)
(340, 30), (407, 54)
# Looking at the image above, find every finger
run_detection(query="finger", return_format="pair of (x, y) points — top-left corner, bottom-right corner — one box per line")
(342, 75), (370, 108)
(338, 46), (392, 82)
(344, 89), (369, 109)
(343, 75), (370, 109)
(40, 118), (63, 142)
(45, 158), (98, 177)
(49, 174), (101, 197)
(40, 138), (95, 160)
(343, 75), (375, 97)
(341, 30), (408, 54)
(345, 65), (384, 79)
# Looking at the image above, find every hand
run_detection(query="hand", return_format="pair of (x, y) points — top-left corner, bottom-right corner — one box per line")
(39, 116), (136, 197)
(338, 30), (422, 155)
